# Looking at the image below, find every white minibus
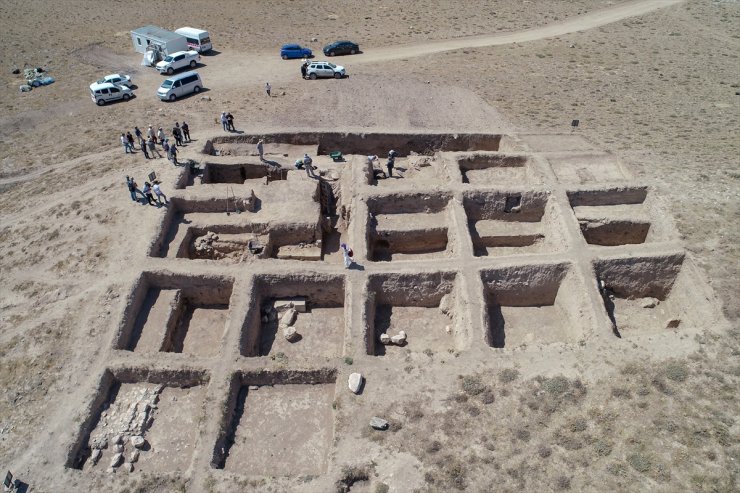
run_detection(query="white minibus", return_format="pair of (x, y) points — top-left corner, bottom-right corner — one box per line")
(175, 27), (212, 53)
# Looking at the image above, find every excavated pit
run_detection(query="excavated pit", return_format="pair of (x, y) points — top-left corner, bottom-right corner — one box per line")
(68, 368), (209, 472)
(116, 272), (233, 356)
(567, 187), (670, 246)
(367, 192), (454, 261)
(547, 152), (630, 184)
(240, 273), (346, 358)
(180, 161), (288, 188)
(482, 263), (587, 348)
(464, 190), (565, 256)
(365, 272), (464, 357)
(594, 253), (697, 335)
(212, 369), (337, 476)
(457, 153), (533, 185)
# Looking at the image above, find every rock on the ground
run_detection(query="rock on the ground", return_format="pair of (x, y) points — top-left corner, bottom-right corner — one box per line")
(445, 325), (452, 334)
(348, 373), (364, 394)
(130, 435), (146, 449)
(114, 443), (124, 453)
(280, 308), (298, 327)
(126, 462), (134, 472)
(642, 298), (659, 308)
(391, 331), (407, 345)
(129, 450), (140, 463)
(666, 318), (681, 329)
(91, 435), (108, 449)
(112, 434), (123, 445)
(109, 453), (124, 468)
(284, 326), (300, 342)
(439, 293), (454, 316)
(91, 448), (102, 465)
(370, 417), (389, 430)
(379, 333), (391, 345)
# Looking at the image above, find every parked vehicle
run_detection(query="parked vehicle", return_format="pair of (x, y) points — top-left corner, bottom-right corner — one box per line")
(155, 50), (200, 75)
(175, 27), (213, 53)
(95, 73), (133, 88)
(280, 44), (312, 59)
(306, 61), (345, 79)
(323, 40), (360, 57)
(157, 71), (202, 101)
(90, 82), (133, 106)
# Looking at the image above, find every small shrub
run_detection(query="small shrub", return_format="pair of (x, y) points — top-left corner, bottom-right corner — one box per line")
(480, 390), (495, 404)
(607, 462), (627, 476)
(538, 445), (552, 458)
(627, 452), (652, 473)
(569, 417), (588, 433)
(426, 440), (442, 454)
(515, 429), (531, 442)
(611, 387), (632, 399)
(461, 375), (486, 396)
(555, 476), (571, 490)
(543, 376), (570, 396)
(664, 361), (689, 382)
(499, 368), (520, 383)
(336, 465), (370, 493)
(375, 483), (389, 493)
(344, 356), (353, 365)
(594, 439), (613, 457)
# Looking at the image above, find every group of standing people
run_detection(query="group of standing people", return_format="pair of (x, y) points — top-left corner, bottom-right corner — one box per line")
(120, 122), (191, 164)
(125, 176), (167, 206)
(220, 112), (236, 132)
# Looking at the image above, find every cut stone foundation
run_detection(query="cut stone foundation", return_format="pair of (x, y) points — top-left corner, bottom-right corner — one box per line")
(365, 272), (464, 357)
(457, 152), (535, 185)
(547, 152), (630, 184)
(594, 253), (698, 335)
(464, 190), (565, 256)
(567, 186), (673, 246)
(481, 263), (588, 348)
(116, 272), (233, 356)
(211, 369), (336, 476)
(68, 368), (209, 472)
(367, 192), (455, 261)
(240, 273), (346, 358)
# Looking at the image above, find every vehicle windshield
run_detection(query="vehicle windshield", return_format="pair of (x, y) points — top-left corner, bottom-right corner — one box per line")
(328, 63), (337, 69)
(96, 78), (105, 84)
(161, 80), (174, 88)
(163, 56), (174, 63)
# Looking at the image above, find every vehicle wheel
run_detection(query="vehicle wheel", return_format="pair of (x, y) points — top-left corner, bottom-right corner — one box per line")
(309, 73), (317, 80)
(281, 55), (288, 60)
(122, 94), (130, 101)
(96, 99), (105, 106)
(334, 72), (342, 79)
(329, 51), (335, 57)
(350, 49), (356, 55)
(190, 60), (196, 68)
(193, 86), (201, 93)
(167, 67), (174, 75)
(169, 94), (176, 101)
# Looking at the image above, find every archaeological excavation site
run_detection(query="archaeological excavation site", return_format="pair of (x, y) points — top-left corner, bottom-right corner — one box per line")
(63, 131), (721, 490)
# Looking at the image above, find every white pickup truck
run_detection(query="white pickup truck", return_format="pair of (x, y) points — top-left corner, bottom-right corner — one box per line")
(156, 50), (200, 75)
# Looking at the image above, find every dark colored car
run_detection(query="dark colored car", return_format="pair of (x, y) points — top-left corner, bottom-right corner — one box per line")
(323, 40), (360, 57)
(280, 44), (313, 60)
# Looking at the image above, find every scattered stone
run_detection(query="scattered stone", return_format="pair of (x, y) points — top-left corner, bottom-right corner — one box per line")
(129, 450), (140, 463)
(275, 297), (307, 313)
(91, 448), (102, 465)
(370, 417), (389, 430)
(249, 385), (259, 390)
(126, 462), (134, 473)
(130, 435), (146, 449)
(641, 298), (658, 308)
(200, 96), (211, 101)
(390, 331), (407, 345)
(91, 434), (108, 449)
(666, 318), (681, 329)
(112, 434), (123, 445)
(379, 333), (391, 345)
(348, 373), (364, 394)
(311, 37), (318, 42)
(280, 308), (298, 327)
(445, 325), (452, 334)
(439, 293), (454, 317)
(109, 453), (124, 468)
(283, 326), (300, 342)
(114, 443), (124, 453)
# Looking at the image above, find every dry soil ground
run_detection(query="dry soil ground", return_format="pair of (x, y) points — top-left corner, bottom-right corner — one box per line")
(0, 1), (738, 492)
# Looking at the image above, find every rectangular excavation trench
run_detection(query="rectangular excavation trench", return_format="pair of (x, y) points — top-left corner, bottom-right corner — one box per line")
(212, 369), (337, 476)
(594, 252), (698, 335)
(464, 190), (565, 257)
(67, 368), (209, 473)
(482, 263), (587, 348)
(457, 152), (534, 185)
(240, 273), (346, 359)
(181, 161), (288, 188)
(547, 152), (630, 184)
(149, 197), (325, 262)
(365, 272), (465, 357)
(567, 187), (670, 246)
(367, 192), (454, 262)
(116, 272), (233, 357)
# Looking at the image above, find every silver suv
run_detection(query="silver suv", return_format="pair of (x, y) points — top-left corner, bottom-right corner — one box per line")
(306, 61), (345, 79)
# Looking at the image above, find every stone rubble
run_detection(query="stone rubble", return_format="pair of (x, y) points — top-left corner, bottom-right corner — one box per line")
(390, 331), (407, 345)
(370, 417), (389, 430)
(348, 373), (364, 394)
(283, 326), (300, 342)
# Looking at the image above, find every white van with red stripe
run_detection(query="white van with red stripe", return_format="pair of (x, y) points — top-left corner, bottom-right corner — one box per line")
(175, 27), (212, 53)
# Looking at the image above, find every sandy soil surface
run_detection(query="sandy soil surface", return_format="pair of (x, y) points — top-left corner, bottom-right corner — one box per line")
(0, 1), (738, 492)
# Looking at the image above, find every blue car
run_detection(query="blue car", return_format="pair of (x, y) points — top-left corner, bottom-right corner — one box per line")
(281, 44), (312, 60)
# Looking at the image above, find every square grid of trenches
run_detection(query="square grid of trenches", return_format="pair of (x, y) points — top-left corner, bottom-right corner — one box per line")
(64, 131), (718, 488)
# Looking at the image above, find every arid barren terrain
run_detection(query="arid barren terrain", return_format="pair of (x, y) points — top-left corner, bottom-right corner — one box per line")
(0, 1), (738, 492)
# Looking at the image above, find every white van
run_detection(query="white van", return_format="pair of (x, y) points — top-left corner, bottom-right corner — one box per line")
(175, 27), (212, 53)
(157, 71), (203, 101)
(90, 82), (133, 105)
